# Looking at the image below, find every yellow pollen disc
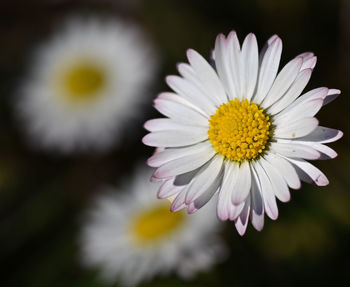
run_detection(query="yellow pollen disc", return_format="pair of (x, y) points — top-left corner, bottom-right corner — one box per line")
(208, 98), (272, 162)
(59, 61), (106, 104)
(130, 203), (185, 244)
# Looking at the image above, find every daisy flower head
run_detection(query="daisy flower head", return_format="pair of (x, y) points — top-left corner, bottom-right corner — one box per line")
(142, 31), (343, 236)
(16, 17), (157, 153)
(80, 166), (226, 286)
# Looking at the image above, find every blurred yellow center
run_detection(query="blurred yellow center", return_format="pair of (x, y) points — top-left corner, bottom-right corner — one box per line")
(131, 203), (184, 244)
(61, 62), (105, 103)
(208, 98), (271, 162)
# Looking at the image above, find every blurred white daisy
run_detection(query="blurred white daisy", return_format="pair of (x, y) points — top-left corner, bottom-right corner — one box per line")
(80, 166), (226, 286)
(17, 18), (156, 153)
(142, 31), (343, 235)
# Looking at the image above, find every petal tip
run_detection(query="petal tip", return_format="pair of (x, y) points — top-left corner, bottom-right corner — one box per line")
(165, 75), (176, 86)
(143, 120), (152, 131)
(141, 134), (149, 145)
(217, 210), (229, 221)
(294, 182), (302, 190)
(186, 48), (196, 59)
(247, 32), (256, 38)
(236, 225), (247, 236)
(338, 130), (344, 140)
(270, 34), (282, 45)
(146, 157), (156, 167)
(316, 176), (329, 186)
(232, 197), (245, 206)
(227, 30), (237, 39)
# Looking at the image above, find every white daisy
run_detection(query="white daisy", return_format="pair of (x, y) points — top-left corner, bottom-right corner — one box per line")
(142, 31), (343, 235)
(80, 166), (226, 286)
(16, 18), (156, 153)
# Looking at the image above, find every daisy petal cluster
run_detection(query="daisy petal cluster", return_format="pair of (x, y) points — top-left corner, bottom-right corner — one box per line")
(143, 31), (342, 235)
(80, 167), (226, 286)
(17, 17), (156, 153)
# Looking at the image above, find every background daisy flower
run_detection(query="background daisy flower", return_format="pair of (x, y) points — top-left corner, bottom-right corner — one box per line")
(143, 31), (343, 235)
(16, 17), (157, 153)
(80, 166), (226, 286)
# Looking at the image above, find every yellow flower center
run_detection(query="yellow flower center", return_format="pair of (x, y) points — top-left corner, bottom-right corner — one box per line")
(58, 60), (106, 104)
(208, 98), (272, 162)
(130, 203), (185, 245)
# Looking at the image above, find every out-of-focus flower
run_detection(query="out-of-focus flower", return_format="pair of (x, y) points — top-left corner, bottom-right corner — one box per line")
(80, 166), (226, 286)
(142, 31), (342, 235)
(16, 18), (157, 153)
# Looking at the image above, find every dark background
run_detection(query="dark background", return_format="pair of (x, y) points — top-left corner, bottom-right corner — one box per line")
(1, 0), (349, 286)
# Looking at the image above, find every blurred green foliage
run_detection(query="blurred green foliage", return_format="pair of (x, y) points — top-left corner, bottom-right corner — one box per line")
(1, 0), (349, 286)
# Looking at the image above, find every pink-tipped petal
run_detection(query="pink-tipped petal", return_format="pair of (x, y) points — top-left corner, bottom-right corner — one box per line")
(323, 89), (341, 106)
(286, 158), (329, 186)
(254, 37), (282, 104)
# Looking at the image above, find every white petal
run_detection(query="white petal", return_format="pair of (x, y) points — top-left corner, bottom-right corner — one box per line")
(150, 175), (164, 183)
(294, 126), (343, 143)
(287, 142), (337, 160)
(227, 31), (243, 100)
(267, 69), (312, 115)
(144, 118), (206, 132)
(297, 52), (317, 70)
(283, 87), (328, 111)
(250, 168), (264, 215)
(170, 190), (187, 212)
(177, 63), (209, 95)
(297, 52), (314, 62)
(185, 155), (224, 204)
(250, 171), (265, 231)
(186, 49), (227, 106)
(254, 37), (282, 104)
(301, 56), (317, 70)
(217, 161), (245, 221)
(273, 99), (323, 126)
(187, 202), (198, 214)
(323, 89), (341, 106)
(144, 118), (170, 132)
(310, 143), (337, 160)
(229, 202), (245, 221)
(274, 117), (319, 139)
(286, 158), (329, 186)
(147, 141), (212, 167)
(259, 157), (290, 202)
(270, 142), (320, 160)
(241, 33), (259, 101)
(166, 75), (215, 115)
(174, 168), (199, 186)
(154, 98), (209, 125)
(259, 34), (279, 59)
(152, 145), (215, 178)
(264, 153), (301, 189)
(231, 161), (251, 205)
(261, 56), (303, 108)
(193, 185), (220, 210)
(217, 162), (236, 221)
(157, 178), (183, 199)
(214, 33), (237, 100)
(251, 208), (265, 232)
(234, 196), (251, 236)
(253, 162), (278, 220)
(275, 138), (338, 160)
(157, 92), (198, 109)
(177, 62), (197, 82)
(142, 127), (208, 148)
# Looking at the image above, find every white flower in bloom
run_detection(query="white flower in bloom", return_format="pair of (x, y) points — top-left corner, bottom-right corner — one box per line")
(80, 167), (226, 286)
(142, 31), (343, 235)
(17, 18), (156, 153)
